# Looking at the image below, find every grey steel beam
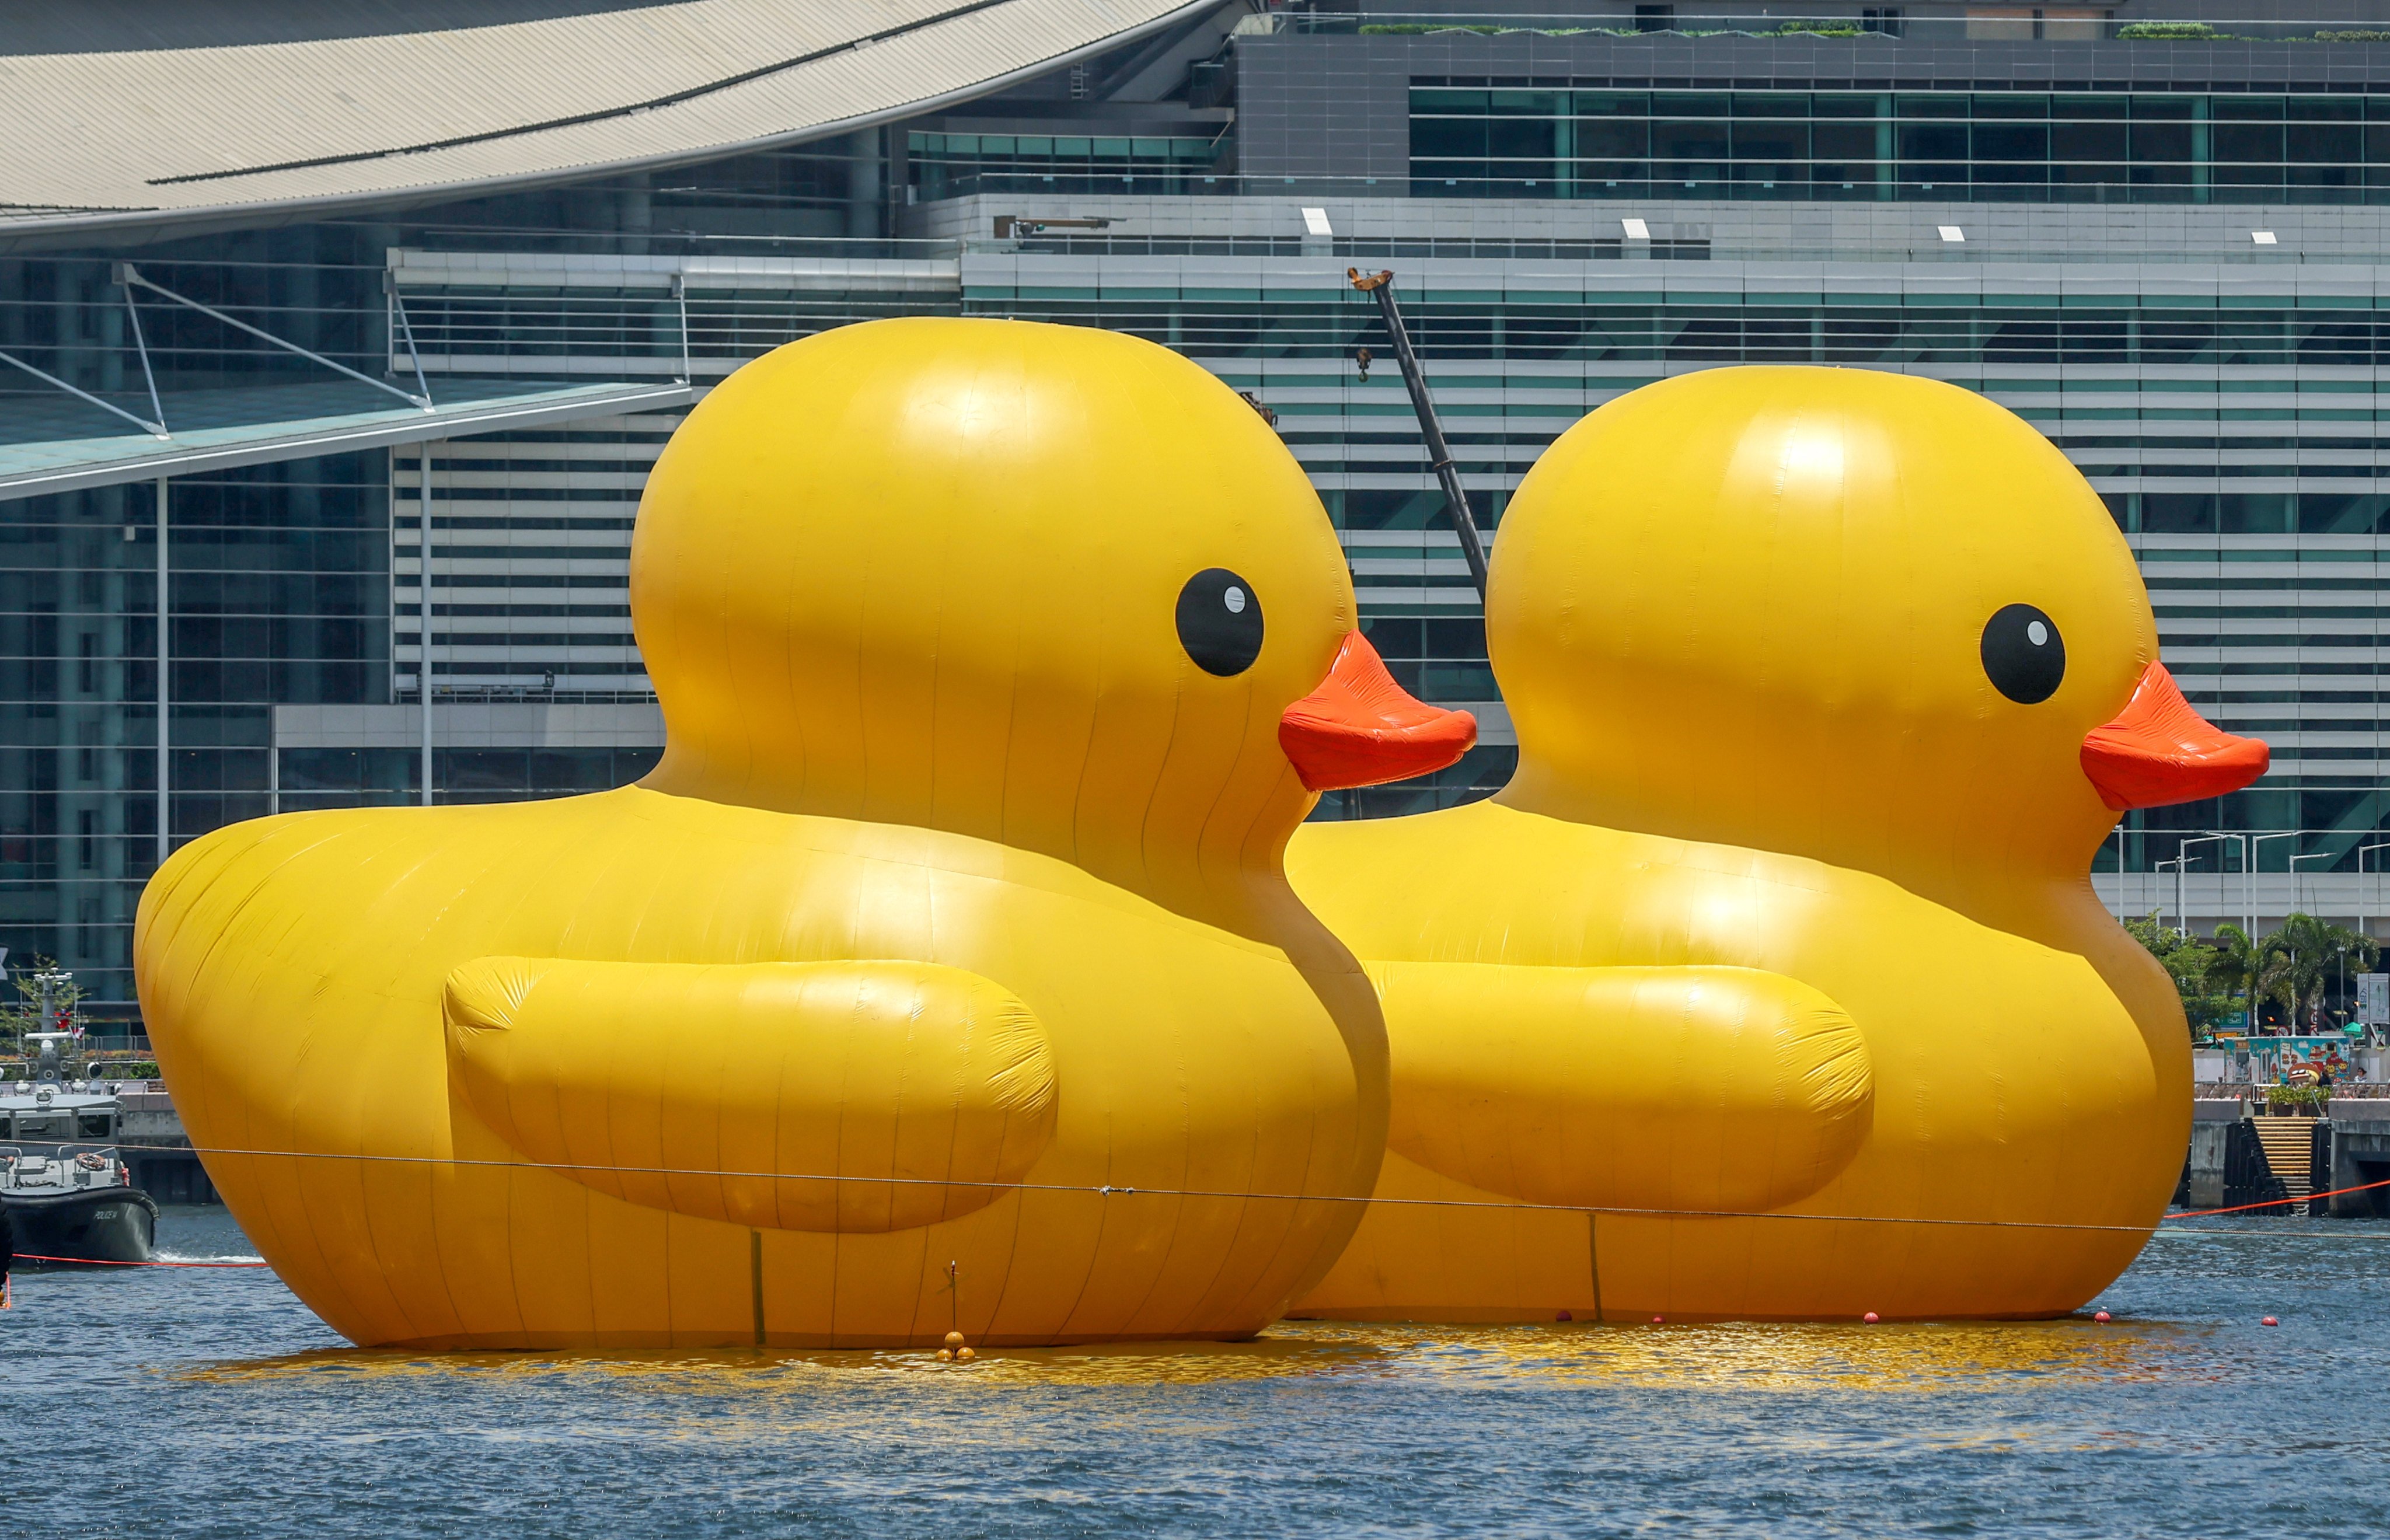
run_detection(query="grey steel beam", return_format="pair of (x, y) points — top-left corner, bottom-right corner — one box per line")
(0, 348), (167, 438)
(0, 382), (694, 502)
(118, 263), (431, 410)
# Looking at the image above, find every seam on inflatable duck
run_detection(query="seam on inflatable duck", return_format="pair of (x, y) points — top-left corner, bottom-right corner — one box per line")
(103, 1136), (2207, 1238)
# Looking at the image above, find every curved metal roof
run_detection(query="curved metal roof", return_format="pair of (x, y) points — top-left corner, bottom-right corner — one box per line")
(0, 0), (1220, 252)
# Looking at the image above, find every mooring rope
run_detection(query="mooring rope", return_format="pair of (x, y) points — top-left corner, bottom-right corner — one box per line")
(10, 1252), (267, 1269)
(73, 1138), (2390, 1239)
(2175, 1175), (2390, 1217)
(11, 1145), (2384, 1284)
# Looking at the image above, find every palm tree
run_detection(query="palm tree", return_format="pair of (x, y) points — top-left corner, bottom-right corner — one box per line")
(2206, 923), (2266, 1025)
(2257, 913), (2378, 1032)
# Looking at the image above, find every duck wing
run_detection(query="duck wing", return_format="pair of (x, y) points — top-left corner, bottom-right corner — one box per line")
(444, 957), (1056, 1232)
(1373, 963), (1872, 1216)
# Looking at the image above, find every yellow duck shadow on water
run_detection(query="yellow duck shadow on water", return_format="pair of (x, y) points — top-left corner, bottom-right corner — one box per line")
(176, 1331), (1402, 1389)
(177, 1316), (2218, 1401)
(136, 319), (1478, 1352)
(1288, 366), (2267, 1325)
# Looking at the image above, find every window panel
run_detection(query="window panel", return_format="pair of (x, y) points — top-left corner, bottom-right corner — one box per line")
(1411, 86), (2384, 204)
(1652, 100), (1729, 193)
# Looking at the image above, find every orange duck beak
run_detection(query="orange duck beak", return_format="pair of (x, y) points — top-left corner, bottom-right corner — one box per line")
(2080, 661), (2269, 811)
(1279, 631), (1478, 791)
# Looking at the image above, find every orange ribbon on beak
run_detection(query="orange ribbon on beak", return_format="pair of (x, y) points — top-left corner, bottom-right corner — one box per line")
(2080, 661), (2269, 812)
(1280, 631), (1478, 792)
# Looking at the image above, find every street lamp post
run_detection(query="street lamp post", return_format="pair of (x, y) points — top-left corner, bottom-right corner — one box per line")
(2155, 857), (2184, 937)
(2200, 830), (2250, 938)
(2359, 840), (2390, 942)
(2291, 849), (2334, 921)
(2249, 830), (2302, 937)
(2179, 834), (2232, 938)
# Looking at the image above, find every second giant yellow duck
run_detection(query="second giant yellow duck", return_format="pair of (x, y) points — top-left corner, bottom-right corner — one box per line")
(1288, 366), (2265, 1323)
(137, 319), (1474, 1349)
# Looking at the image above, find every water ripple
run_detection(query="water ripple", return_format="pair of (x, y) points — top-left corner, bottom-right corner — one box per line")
(6, 1207), (2387, 1538)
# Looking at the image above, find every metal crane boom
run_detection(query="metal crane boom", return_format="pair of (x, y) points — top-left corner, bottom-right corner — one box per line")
(1349, 267), (1490, 599)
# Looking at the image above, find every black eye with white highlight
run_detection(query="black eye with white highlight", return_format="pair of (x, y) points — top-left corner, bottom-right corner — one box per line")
(1177, 568), (1264, 676)
(1981, 603), (2065, 704)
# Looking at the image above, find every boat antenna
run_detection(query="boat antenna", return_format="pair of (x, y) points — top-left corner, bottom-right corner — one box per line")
(1348, 268), (1490, 600)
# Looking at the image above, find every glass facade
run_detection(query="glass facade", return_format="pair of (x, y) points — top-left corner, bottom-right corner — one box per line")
(1412, 88), (2390, 202)
(18, 12), (2390, 1003)
(908, 131), (1230, 199)
(274, 745), (661, 814)
(0, 458), (385, 1011)
(947, 289), (2390, 369)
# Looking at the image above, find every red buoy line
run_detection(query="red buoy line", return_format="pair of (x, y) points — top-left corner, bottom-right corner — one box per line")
(48, 1138), (2390, 1238)
(60, 1139), (2236, 1235)
(2172, 1174), (2390, 1217)
(0, 1139), (2365, 1296)
(11, 1253), (267, 1269)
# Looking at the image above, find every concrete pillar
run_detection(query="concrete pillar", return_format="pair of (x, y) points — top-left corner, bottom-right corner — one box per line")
(846, 130), (883, 240)
(2328, 1105), (2390, 1217)
(2183, 1103), (2239, 1210)
(619, 172), (652, 257)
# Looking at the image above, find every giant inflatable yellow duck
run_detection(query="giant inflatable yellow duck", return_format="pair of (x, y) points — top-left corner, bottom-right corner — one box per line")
(136, 319), (1474, 1349)
(1288, 366), (2266, 1323)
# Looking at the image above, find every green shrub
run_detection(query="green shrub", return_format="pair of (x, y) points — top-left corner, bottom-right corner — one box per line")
(2117, 22), (2222, 39)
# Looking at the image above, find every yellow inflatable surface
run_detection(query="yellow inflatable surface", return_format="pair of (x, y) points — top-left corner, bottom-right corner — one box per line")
(1288, 366), (2267, 1324)
(136, 319), (1476, 1349)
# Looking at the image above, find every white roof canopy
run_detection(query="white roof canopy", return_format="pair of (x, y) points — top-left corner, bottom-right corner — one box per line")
(0, 0), (1223, 252)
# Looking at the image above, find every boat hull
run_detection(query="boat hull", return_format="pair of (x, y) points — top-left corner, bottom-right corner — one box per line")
(6, 1187), (160, 1270)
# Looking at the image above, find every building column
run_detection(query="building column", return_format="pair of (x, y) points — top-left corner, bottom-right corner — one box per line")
(155, 476), (168, 867)
(847, 130), (884, 239)
(420, 442), (435, 806)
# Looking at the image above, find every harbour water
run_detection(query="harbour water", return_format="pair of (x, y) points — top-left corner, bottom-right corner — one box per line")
(6, 1207), (2388, 1538)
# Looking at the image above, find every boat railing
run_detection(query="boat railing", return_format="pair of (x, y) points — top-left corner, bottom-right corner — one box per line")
(0, 1074), (165, 1095)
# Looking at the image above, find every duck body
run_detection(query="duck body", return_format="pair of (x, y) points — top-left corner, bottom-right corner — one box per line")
(1285, 365), (2266, 1324)
(142, 785), (1376, 1347)
(135, 319), (1476, 1349)
(1287, 798), (2176, 1323)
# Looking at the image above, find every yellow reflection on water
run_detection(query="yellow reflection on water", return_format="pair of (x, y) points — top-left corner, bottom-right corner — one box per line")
(179, 1316), (2219, 1396)
(1445, 1319), (2220, 1392)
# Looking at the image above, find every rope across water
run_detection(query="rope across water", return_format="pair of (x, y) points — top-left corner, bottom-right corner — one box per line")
(12, 1252), (267, 1268)
(72, 1139), (2390, 1239)
(8, 1150), (2382, 1283)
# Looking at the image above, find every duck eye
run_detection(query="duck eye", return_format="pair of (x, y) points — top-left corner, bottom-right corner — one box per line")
(1177, 568), (1265, 676)
(1980, 603), (2065, 704)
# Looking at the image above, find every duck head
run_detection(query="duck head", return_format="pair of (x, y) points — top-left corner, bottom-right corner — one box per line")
(631, 318), (1473, 930)
(1491, 366), (2264, 896)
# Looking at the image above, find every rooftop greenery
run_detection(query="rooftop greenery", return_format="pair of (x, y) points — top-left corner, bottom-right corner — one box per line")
(1351, 20), (2390, 43)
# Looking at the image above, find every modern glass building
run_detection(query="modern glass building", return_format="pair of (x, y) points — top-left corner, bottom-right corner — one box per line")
(8, 1), (2390, 1019)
